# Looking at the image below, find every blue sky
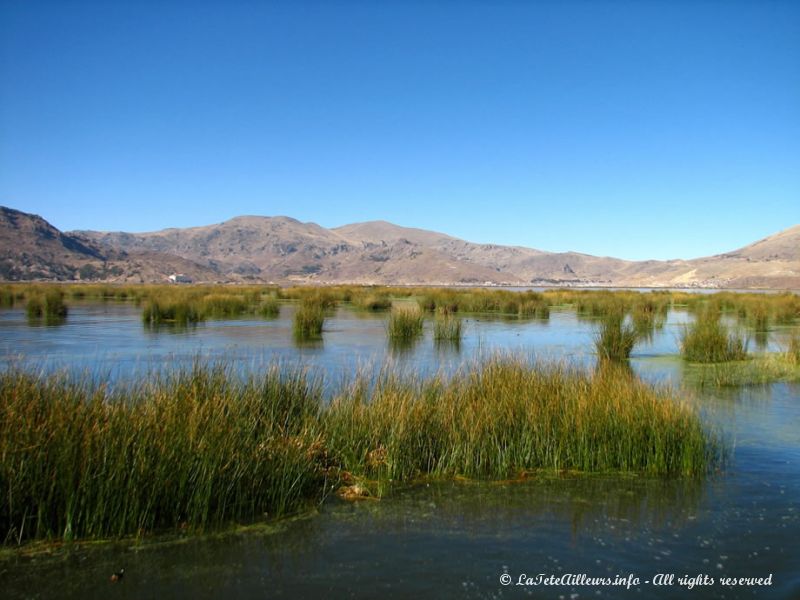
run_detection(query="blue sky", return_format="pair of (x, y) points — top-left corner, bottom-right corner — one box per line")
(1, 0), (797, 260)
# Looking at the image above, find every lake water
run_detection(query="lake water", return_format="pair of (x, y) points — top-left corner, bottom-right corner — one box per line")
(1, 301), (799, 599)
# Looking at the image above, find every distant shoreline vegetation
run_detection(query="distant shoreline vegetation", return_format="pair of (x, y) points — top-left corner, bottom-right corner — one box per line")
(1, 283), (799, 379)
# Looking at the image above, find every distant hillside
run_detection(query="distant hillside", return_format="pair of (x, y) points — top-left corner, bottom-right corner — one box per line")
(1, 205), (798, 288)
(0, 206), (216, 282)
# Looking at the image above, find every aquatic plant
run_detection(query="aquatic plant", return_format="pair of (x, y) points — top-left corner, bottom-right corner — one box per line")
(0, 356), (722, 545)
(25, 290), (68, 320)
(680, 311), (748, 363)
(387, 305), (424, 339)
(257, 296), (281, 318)
(594, 312), (639, 361)
(324, 358), (718, 482)
(352, 293), (392, 311)
(0, 366), (329, 543)
(141, 299), (201, 325)
(293, 300), (325, 338)
(686, 354), (800, 387)
(433, 312), (463, 341)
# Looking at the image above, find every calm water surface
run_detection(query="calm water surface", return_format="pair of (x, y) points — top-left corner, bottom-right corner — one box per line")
(1, 302), (798, 599)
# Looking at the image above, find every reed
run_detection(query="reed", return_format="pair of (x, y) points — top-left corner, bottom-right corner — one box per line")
(594, 312), (639, 361)
(324, 358), (718, 482)
(197, 293), (249, 318)
(0, 357), (722, 545)
(680, 311), (748, 363)
(787, 334), (800, 365)
(293, 301), (325, 338)
(257, 296), (281, 318)
(686, 355), (800, 387)
(433, 311), (463, 341)
(25, 290), (68, 320)
(141, 299), (201, 326)
(352, 293), (392, 311)
(0, 286), (15, 308)
(387, 305), (424, 339)
(0, 366), (329, 543)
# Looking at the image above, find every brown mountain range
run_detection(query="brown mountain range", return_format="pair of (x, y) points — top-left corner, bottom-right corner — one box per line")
(1, 205), (797, 288)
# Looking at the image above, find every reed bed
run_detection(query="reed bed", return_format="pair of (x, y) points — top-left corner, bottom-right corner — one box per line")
(351, 292), (392, 311)
(686, 355), (800, 387)
(387, 305), (424, 339)
(0, 357), (720, 544)
(680, 311), (749, 363)
(324, 358), (718, 482)
(0, 366), (329, 544)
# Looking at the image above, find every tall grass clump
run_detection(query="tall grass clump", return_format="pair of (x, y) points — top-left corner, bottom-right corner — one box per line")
(352, 293), (392, 311)
(433, 310), (463, 341)
(257, 296), (281, 318)
(198, 293), (249, 318)
(324, 358), (718, 481)
(0, 286), (15, 308)
(681, 311), (748, 363)
(787, 334), (800, 365)
(595, 312), (639, 361)
(293, 300), (325, 338)
(0, 366), (330, 544)
(142, 299), (201, 326)
(387, 305), (424, 339)
(26, 290), (68, 320)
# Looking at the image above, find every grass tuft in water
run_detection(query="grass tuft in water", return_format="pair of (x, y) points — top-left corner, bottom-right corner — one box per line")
(680, 311), (748, 363)
(387, 305), (424, 339)
(324, 358), (719, 482)
(26, 290), (68, 320)
(594, 312), (638, 361)
(0, 357), (722, 545)
(0, 366), (329, 544)
(433, 310), (463, 341)
(293, 300), (325, 338)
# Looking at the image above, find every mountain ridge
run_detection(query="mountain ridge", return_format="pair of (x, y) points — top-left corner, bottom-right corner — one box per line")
(1, 205), (798, 288)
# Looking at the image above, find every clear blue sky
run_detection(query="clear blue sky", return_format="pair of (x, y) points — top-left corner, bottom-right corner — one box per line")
(1, 0), (797, 260)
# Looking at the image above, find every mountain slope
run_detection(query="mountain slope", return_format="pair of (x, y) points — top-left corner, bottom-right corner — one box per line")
(2, 205), (797, 288)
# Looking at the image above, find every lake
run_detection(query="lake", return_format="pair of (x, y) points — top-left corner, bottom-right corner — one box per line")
(1, 300), (798, 599)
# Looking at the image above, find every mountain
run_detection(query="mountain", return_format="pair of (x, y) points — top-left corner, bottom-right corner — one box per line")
(0, 206), (217, 282)
(1, 205), (798, 288)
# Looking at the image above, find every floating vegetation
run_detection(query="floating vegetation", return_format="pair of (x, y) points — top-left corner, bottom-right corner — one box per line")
(324, 357), (719, 482)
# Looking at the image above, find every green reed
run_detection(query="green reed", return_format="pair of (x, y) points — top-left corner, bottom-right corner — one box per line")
(387, 305), (424, 339)
(680, 310), (749, 363)
(0, 356), (722, 545)
(0, 366), (329, 544)
(594, 312), (639, 361)
(324, 358), (719, 483)
(433, 310), (463, 341)
(293, 300), (325, 338)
